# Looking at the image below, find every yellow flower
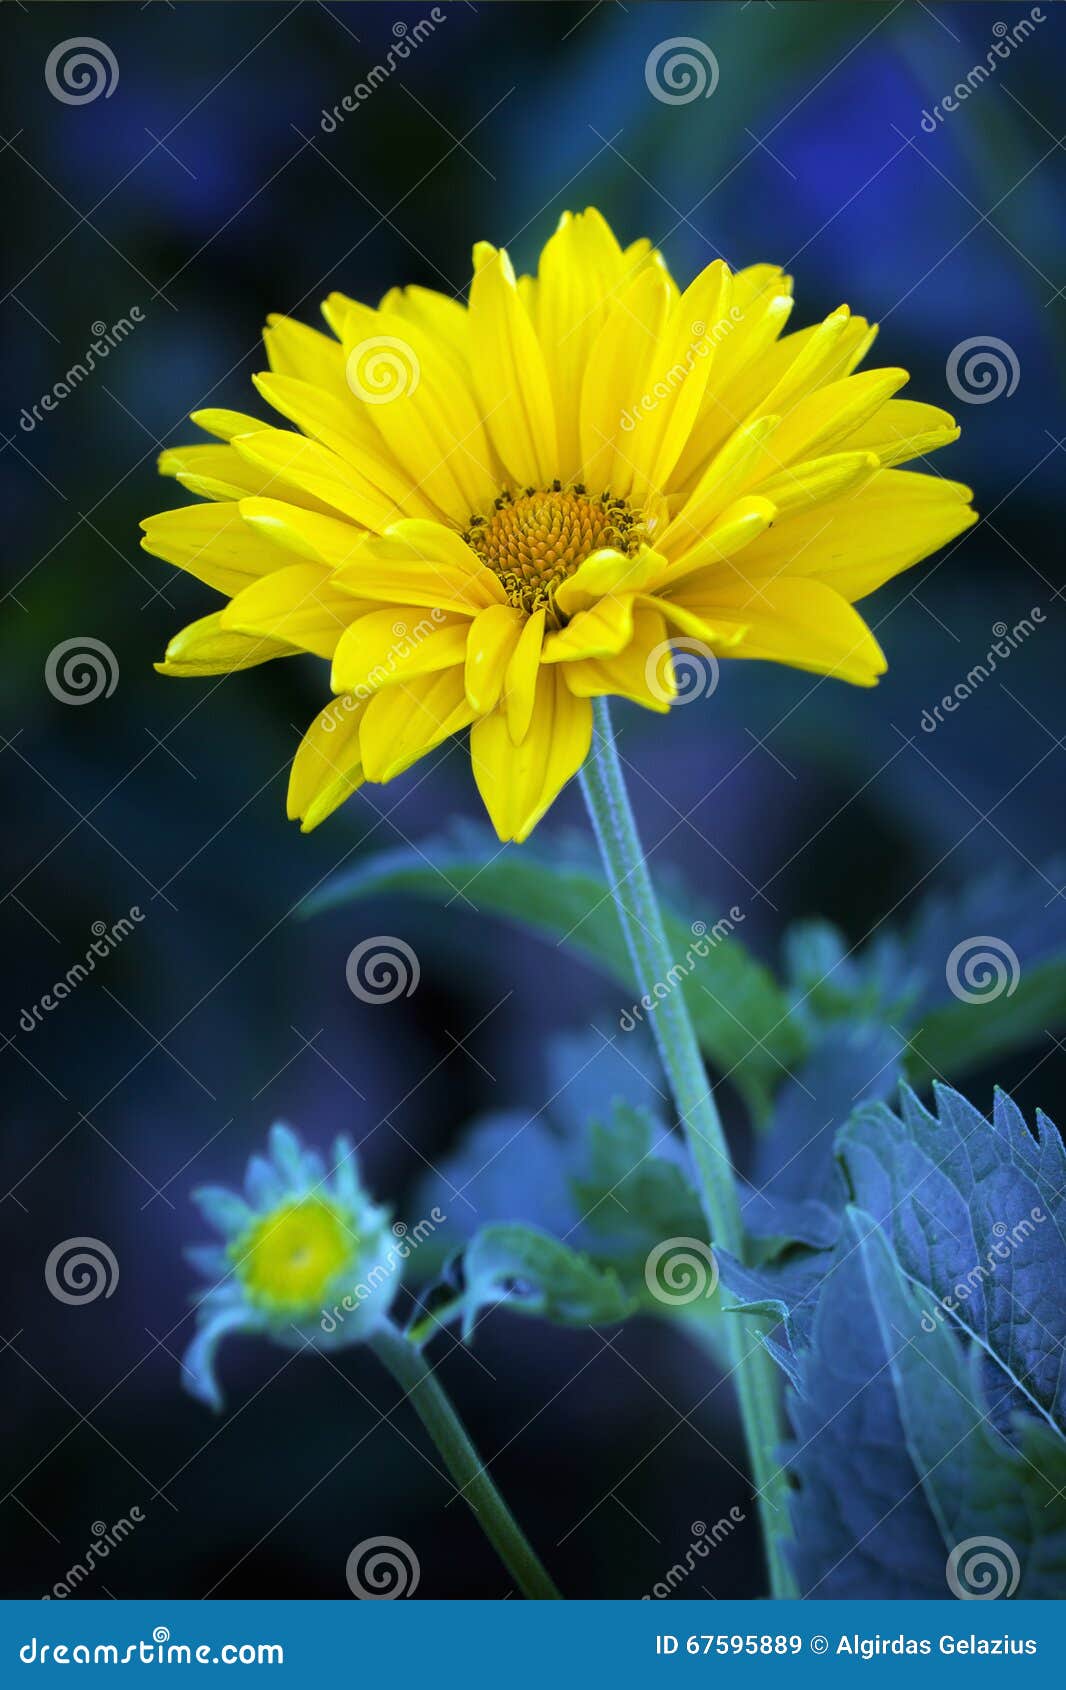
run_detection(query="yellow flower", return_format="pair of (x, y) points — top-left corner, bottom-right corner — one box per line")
(142, 209), (975, 842)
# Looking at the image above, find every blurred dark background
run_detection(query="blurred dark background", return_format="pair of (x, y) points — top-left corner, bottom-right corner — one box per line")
(1, 1), (1063, 1600)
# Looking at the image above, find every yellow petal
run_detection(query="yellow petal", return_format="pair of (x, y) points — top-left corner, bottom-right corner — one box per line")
(233, 429), (405, 532)
(560, 604), (674, 713)
(464, 603), (524, 713)
(189, 408), (264, 442)
(375, 284), (472, 374)
(542, 595), (635, 662)
(331, 607), (470, 695)
(249, 378), (430, 518)
(662, 414), (781, 548)
(756, 450), (880, 517)
(553, 544), (664, 618)
(158, 443), (273, 503)
(668, 573), (887, 686)
(263, 313), (347, 394)
(654, 494), (776, 582)
(530, 208), (627, 482)
(155, 612), (295, 676)
(333, 521), (507, 616)
(471, 668), (592, 842)
(503, 607), (545, 743)
(841, 398), (960, 468)
(140, 503), (298, 597)
(330, 299), (498, 522)
(468, 243), (558, 487)
(763, 368), (909, 467)
(221, 563), (361, 659)
(621, 259), (733, 501)
(237, 497), (366, 568)
(741, 469), (976, 601)
(580, 264), (673, 494)
(288, 695), (369, 831)
(359, 667), (474, 782)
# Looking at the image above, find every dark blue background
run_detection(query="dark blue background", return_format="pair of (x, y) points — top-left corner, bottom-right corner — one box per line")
(2, 1), (1063, 1599)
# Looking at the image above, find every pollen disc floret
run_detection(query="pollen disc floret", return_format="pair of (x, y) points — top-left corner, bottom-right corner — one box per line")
(181, 1124), (397, 1410)
(464, 485), (646, 621)
(232, 1196), (354, 1315)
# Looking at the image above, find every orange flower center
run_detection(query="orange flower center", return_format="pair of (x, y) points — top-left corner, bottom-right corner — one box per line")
(464, 485), (645, 620)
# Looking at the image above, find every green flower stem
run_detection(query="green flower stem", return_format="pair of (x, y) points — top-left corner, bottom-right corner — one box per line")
(579, 697), (794, 1600)
(370, 1321), (562, 1600)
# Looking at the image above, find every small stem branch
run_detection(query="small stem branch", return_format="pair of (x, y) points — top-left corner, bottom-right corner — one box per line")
(370, 1322), (562, 1600)
(579, 698), (794, 1599)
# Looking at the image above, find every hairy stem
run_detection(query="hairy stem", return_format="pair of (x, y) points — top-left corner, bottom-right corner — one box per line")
(579, 697), (794, 1599)
(370, 1322), (562, 1600)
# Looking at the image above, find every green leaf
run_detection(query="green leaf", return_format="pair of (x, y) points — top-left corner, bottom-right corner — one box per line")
(444, 1223), (637, 1338)
(305, 826), (802, 1118)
